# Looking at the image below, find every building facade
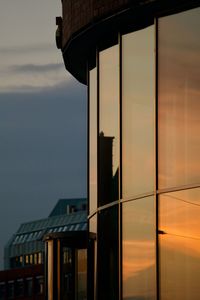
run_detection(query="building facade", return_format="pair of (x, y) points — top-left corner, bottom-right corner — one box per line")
(2, 199), (87, 300)
(4, 198), (87, 270)
(0, 265), (44, 300)
(58, 1), (200, 300)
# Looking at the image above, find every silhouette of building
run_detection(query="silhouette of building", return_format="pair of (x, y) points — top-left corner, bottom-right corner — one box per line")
(56, 1), (200, 300)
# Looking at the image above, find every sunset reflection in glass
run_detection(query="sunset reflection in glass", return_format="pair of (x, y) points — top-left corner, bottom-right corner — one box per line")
(123, 197), (156, 300)
(159, 188), (200, 300)
(122, 25), (155, 199)
(158, 8), (200, 189)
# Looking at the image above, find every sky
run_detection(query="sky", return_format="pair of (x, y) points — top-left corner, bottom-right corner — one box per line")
(0, 0), (87, 269)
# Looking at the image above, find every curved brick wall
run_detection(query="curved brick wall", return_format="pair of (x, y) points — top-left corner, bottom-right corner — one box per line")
(62, 0), (130, 49)
(60, 0), (199, 83)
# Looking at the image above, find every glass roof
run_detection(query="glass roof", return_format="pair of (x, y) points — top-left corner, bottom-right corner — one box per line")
(11, 211), (87, 246)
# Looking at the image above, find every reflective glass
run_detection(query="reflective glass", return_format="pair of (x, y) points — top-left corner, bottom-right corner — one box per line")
(48, 240), (53, 300)
(122, 25), (155, 198)
(89, 214), (97, 234)
(97, 205), (119, 300)
(35, 276), (44, 295)
(0, 283), (6, 300)
(123, 197), (156, 300)
(15, 279), (24, 298)
(8, 282), (14, 299)
(61, 247), (74, 300)
(25, 278), (32, 297)
(99, 45), (119, 205)
(158, 8), (200, 189)
(89, 67), (98, 214)
(159, 188), (200, 300)
(77, 249), (87, 300)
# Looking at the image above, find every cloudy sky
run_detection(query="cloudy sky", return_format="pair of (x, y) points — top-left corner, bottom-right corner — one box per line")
(0, 0), (86, 269)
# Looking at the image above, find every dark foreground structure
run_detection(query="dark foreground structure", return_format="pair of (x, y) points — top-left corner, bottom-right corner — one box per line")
(58, 1), (200, 300)
(0, 265), (44, 300)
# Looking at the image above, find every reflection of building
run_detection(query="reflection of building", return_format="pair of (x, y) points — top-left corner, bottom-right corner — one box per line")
(1, 198), (87, 300)
(99, 133), (119, 204)
(57, 1), (200, 300)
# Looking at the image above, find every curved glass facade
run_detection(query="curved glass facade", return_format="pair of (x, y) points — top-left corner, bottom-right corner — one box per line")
(88, 6), (200, 300)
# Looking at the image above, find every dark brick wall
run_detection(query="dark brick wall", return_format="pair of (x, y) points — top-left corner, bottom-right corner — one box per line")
(62, 0), (130, 48)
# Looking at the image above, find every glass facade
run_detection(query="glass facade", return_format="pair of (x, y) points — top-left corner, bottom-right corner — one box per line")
(122, 26), (155, 198)
(159, 188), (200, 300)
(158, 8), (200, 190)
(88, 5), (200, 300)
(123, 197), (156, 300)
(99, 45), (119, 206)
(89, 67), (98, 214)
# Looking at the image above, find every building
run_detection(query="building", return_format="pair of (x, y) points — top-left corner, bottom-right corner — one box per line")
(0, 265), (44, 300)
(1, 198), (87, 300)
(4, 198), (87, 270)
(57, 1), (200, 300)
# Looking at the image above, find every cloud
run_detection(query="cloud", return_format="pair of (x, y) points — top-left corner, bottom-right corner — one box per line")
(0, 65), (72, 93)
(10, 63), (64, 74)
(0, 75), (81, 94)
(0, 43), (56, 55)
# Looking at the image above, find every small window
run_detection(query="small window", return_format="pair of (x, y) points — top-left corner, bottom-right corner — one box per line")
(15, 279), (24, 298)
(29, 254), (33, 264)
(7, 281), (14, 299)
(0, 282), (6, 300)
(35, 276), (44, 295)
(38, 252), (42, 264)
(34, 253), (38, 264)
(25, 278), (32, 297)
(25, 255), (29, 265)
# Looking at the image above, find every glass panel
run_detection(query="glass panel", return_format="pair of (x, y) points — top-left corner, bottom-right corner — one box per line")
(77, 249), (87, 300)
(48, 240), (53, 300)
(99, 45), (119, 206)
(0, 283), (6, 300)
(97, 205), (119, 300)
(158, 8), (200, 189)
(89, 67), (98, 214)
(25, 278), (33, 297)
(7, 281), (14, 299)
(38, 252), (42, 264)
(34, 253), (38, 264)
(88, 215), (97, 300)
(159, 188), (200, 300)
(35, 276), (44, 295)
(61, 247), (74, 300)
(122, 25), (155, 198)
(123, 197), (156, 300)
(16, 279), (24, 297)
(89, 214), (97, 234)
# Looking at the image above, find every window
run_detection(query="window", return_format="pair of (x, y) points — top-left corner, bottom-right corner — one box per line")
(89, 67), (98, 214)
(35, 276), (44, 295)
(122, 25), (155, 198)
(99, 45), (119, 206)
(158, 7), (200, 189)
(159, 188), (200, 300)
(123, 197), (156, 299)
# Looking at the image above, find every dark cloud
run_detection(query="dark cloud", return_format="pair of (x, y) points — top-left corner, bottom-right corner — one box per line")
(10, 63), (64, 74)
(0, 79), (87, 269)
